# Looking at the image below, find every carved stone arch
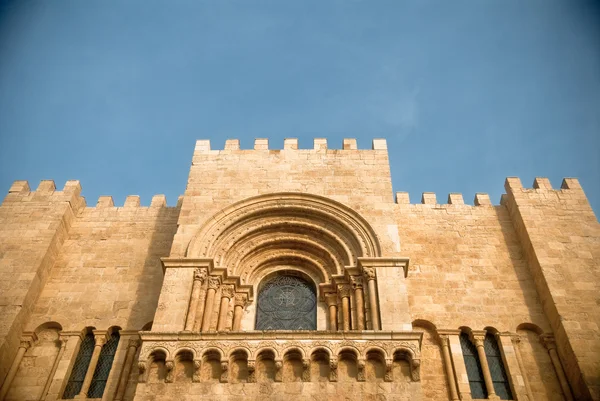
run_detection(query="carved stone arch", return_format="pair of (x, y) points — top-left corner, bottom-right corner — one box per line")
(175, 347), (197, 361)
(200, 347), (224, 361)
(228, 347), (251, 361)
(186, 193), (382, 280)
(309, 346), (333, 360)
(282, 346), (306, 360)
(337, 346), (360, 359)
(363, 346), (388, 360)
(147, 347), (170, 362)
(254, 346), (279, 360)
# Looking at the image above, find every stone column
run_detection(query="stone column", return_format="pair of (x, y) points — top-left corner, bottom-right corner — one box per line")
(232, 293), (248, 331)
(510, 334), (533, 401)
(471, 332), (498, 400)
(201, 277), (220, 332)
(217, 285), (234, 331)
(363, 268), (380, 330)
(350, 276), (365, 330)
(114, 338), (140, 401)
(438, 333), (460, 401)
(0, 335), (35, 401)
(39, 335), (67, 401)
(325, 293), (338, 331)
(185, 268), (207, 331)
(76, 331), (107, 399)
(338, 284), (352, 331)
(541, 334), (574, 401)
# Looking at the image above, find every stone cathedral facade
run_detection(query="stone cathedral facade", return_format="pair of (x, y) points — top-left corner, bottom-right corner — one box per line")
(0, 138), (598, 401)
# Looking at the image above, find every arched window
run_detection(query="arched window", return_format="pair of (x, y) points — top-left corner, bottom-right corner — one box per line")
(484, 333), (513, 400)
(255, 274), (316, 330)
(460, 332), (487, 399)
(63, 332), (95, 399)
(87, 330), (120, 398)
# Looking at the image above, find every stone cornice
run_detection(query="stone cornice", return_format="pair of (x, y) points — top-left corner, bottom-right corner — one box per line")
(358, 257), (410, 278)
(139, 330), (422, 343)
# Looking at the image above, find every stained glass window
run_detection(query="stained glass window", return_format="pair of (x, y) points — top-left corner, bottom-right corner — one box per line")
(460, 332), (488, 399)
(87, 331), (120, 398)
(255, 274), (317, 330)
(63, 332), (95, 399)
(484, 333), (513, 400)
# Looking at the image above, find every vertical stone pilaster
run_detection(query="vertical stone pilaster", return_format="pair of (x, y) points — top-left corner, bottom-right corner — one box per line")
(39, 335), (68, 401)
(217, 285), (234, 331)
(325, 293), (338, 331)
(350, 276), (365, 330)
(337, 285), (352, 331)
(185, 268), (207, 331)
(541, 334), (574, 401)
(202, 277), (220, 332)
(496, 333), (529, 401)
(0, 334), (35, 401)
(232, 293), (247, 331)
(113, 338), (140, 401)
(437, 332), (460, 401)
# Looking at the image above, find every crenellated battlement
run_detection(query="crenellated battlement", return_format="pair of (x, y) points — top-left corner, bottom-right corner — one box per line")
(394, 177), (585, 207)
(193, 137), (387, 154)
(3, 180), (182, 209)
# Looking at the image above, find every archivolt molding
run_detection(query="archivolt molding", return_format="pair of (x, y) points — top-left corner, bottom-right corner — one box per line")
(185, 193), (382, 276)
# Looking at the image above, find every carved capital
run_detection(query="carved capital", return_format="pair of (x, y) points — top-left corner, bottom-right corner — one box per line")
(411, 359), (421, 381)
(128, 339), (141, 349)
(247, 360), (256, 382)
(208, 276), (221, 290)
(337, 284), (352, 298)
(193, 360), (202, 382)
(138, 361), (147, 374)
(194, 267), (208, 283)
(470, 332), (486, 347)
(329, 358), (338, 382)
(94, 335), (107, 347)
(302, 359), (311, 382)
(540, 334), (557, 351)
(357, 359), (366, 382)
(19, 339), (34, 349)
(165, 360), (174, 383)
(350, 275), (364, 289)
(325, 293), (338, 307)
(234, 293), (247, 307)
(363, 267), (376, 280)
(384, 359), (394, 382)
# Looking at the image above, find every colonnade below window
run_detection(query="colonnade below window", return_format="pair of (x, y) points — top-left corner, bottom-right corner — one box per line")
(183, 267), (382, 332)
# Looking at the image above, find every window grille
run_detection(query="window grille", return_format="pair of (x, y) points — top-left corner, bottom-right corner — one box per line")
(87, 331), (120, 398)
(255, 274), (317, 330)
(484, 333), (513, 400)
(63, 332), (95, 399)
(460, 332), (488, 399)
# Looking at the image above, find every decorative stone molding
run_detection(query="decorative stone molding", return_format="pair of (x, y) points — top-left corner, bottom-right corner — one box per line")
(193, 360), (202, 382)
(208, 276), (221, 290)
(350, 275), (364, 288)
(337, 284), (352, 298)
(194, 267), (208, 282)
(164, 361), (174, 383)
(136, 331), (422, 385)
(384, 359), (394, 382)
(234, 293), (248, 307)
(221, 285), (235, 299)
(362, 267), (376, 280)
(357, 359), (366, 381)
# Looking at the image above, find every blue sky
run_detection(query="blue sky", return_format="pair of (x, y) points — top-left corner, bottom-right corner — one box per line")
(0, 0), (599, 216)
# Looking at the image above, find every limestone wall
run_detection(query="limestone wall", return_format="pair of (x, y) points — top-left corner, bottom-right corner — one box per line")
(0, 181), (84, 385)
(170, 138), (400, 258)
(26, 194), (180, 333)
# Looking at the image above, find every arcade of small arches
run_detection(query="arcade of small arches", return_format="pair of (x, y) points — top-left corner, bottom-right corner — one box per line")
(138, 341), (420, 385)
